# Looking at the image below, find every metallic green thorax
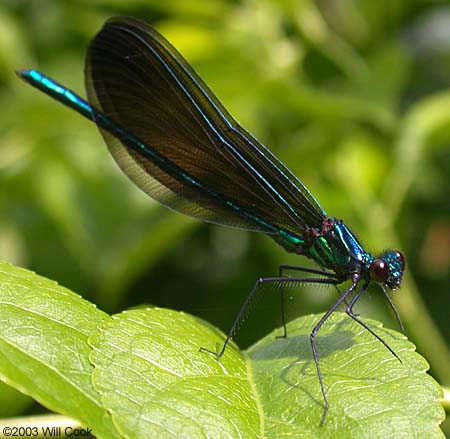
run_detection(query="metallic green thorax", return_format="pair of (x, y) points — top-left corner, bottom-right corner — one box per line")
(275, 218), (372, 281)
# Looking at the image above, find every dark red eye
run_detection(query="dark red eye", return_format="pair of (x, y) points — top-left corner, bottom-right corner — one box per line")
(370, 259), (389, 283)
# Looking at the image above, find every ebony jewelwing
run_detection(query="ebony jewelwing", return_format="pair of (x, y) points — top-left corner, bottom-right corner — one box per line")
(17, 17), (406, 424)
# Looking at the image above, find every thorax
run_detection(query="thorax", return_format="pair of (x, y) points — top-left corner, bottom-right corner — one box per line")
(276, 218), (373, 280)
(307, 218), (373, 279)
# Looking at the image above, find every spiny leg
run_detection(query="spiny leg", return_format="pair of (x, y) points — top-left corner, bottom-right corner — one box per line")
(277, 265), (287, 339)
(277, 265), (338, 339)
(310, 275), (360, 425)
(381, 285), (408, 338)
(345, 283), (402, 363)
(279, 265), (339, 278)
(200, 275), (338, 358)
(333, 284), (352, 309)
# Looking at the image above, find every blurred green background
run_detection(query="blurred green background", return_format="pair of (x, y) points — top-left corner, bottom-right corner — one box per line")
(0, 0), (449, 432)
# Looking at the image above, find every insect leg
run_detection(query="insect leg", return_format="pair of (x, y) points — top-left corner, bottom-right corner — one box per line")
(310, 275), (360, 424)
(277, 265), (338, 338)
(200, 275), (337, 358)
(345, 283), (402, 362)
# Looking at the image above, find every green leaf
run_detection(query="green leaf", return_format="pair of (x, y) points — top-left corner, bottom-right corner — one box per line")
(0, 261), (445, 438)
(248, 313), (445, 438)
(89, 308), (260, 438)
(90, 308), (444, 438)
(0, 260), (121, 439)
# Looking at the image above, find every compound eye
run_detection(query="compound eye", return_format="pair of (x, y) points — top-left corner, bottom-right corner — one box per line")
(370, 259), (389, 283)
(395, 251), (405, 269)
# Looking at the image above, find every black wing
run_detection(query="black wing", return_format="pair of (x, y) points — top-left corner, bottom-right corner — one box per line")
(85, 17), (326, 236)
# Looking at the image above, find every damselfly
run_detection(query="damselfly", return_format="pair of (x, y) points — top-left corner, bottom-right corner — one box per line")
(17, 17), (406, 424)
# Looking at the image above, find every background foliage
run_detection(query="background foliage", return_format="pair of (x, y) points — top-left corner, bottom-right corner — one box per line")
(0, 0), (448, 433)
